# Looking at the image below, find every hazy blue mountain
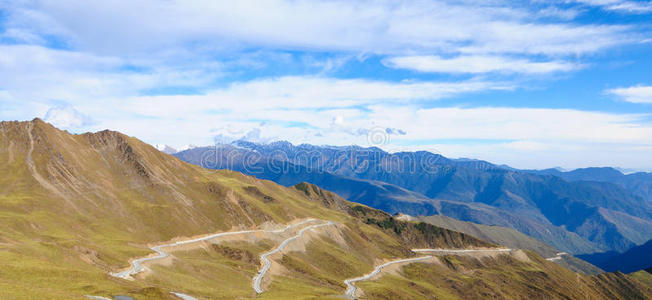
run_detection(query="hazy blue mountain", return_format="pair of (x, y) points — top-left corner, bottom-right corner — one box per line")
(533, 167), (652, 202)
(578, 239), (652, 273)
(175, 142), (652, 255)
(175, 145), (602, 254)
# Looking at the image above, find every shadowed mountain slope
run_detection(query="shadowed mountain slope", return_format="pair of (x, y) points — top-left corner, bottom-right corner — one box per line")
(533, 167), (652, 202)
(578, 239), (652, 273)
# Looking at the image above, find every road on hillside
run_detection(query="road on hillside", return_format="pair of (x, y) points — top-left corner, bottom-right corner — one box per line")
(343, 256), (433, 297)
(170, 292), (198, 300)
(107, 218), (321, 300)
(545, 252), (569, 261)
(343, 248), (513, 299)
(110, 219), (317, 280)
(253, 221), (335, 293)
(411, 248), (513, 253)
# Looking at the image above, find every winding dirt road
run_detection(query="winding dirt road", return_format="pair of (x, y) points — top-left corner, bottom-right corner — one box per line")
(85, 296), (112, 300)
(343, 248), (513, 299)
(170, 292), (198, 300)
(344, 256), (433, 297)
(253, 221), (334, 293)
(107, 218), (333, 299)
(103, 222), (539, 300)
(110, 219), (317, 280)
(412, 248), (513, 254)
(545, 252), (568, 261)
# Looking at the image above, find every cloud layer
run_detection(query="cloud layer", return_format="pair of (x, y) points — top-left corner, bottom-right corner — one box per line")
(384, 55), (581, 74)
(0, 0), (651, 170)
(574, 0), (652, 13)
(608, 86), (652, 103)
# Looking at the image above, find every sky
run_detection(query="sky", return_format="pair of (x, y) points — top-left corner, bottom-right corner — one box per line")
(0, 0), (651, 171)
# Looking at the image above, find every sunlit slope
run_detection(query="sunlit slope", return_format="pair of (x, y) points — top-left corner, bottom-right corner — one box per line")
(0, 119), (650, 299)
(631, 268), (652, 288)
(0, 119), (345, 254)
(356, 251), (651, 300)
(0, 119), (487, 299)
(413, 214), (604, 275)
(0, 119), (346, 298)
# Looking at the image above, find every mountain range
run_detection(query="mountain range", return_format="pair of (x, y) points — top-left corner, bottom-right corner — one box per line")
(578, 239), (652, 273)
(1, 119), (651, 299)
(532, 167), (652, 204)
(176, 141), (652, 266)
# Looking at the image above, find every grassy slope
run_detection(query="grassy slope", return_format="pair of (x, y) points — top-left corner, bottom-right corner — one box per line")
(417, 215), (559, 257)
(0, 120), (486, 299)
(630, 269), (652, 288)
(0, 119), (649, 299)
(416, 215), (604, 275)
(0, 120), (340, 298)
(358, 251), (651, 300)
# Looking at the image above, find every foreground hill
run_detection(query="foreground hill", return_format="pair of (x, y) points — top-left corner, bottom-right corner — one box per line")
(631, 268), (652, 288)
(0, 119), (650, 299)
(176, 142), (652, 255)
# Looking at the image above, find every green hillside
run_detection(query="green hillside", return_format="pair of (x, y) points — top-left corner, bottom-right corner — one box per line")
(412, 214), (603, 274)
(0, 119), (649, 299)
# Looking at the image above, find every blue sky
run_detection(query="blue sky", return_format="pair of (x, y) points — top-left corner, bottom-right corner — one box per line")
(0, 0), (651, 170)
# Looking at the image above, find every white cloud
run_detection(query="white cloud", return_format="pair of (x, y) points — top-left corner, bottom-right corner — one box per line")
(0, 28), (45, 44)
(4, 0), (633, 58)
(395, 140), (652, 171)
(574, 0), (652, 13)
(537, 6), (583, 20)
(0, 1), (650, 171)
(365, 106), (652, 170)
(608, 85), (652, 103)
(39, 76), (646, 170)
(119, 76), (509, 119)
(2, 57), (650, 170)
(0, 45), (221, 102)
(370, 106), (652, 143)
(0, 0), (639, 110)
(0, 69), (509, 149)
(43, 104), (94, 128)
(166, 104), (652, 170)
(458, 22), (631, 55)
(384, 55), (581, 74)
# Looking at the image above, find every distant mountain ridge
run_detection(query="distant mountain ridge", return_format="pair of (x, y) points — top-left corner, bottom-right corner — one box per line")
(531, 167), (652, 203)
(175, 141), (652, 257)
(578, 239), (652, 273)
